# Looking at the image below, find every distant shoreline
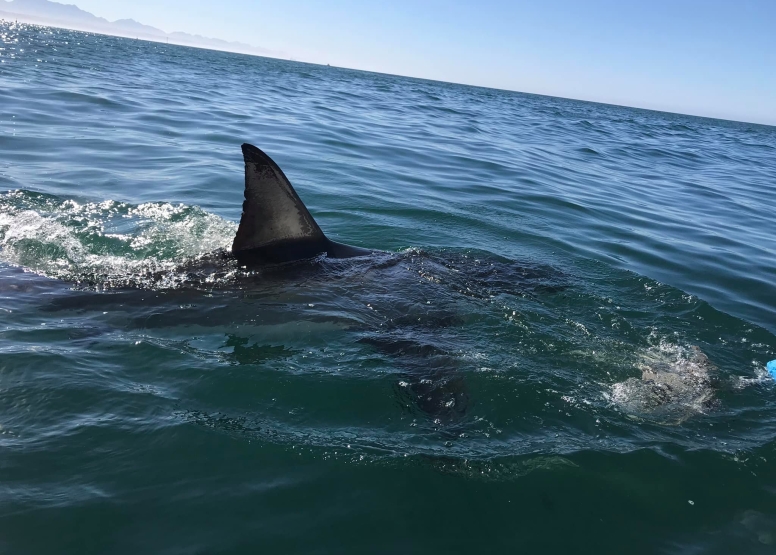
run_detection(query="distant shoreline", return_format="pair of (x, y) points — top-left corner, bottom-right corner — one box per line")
(0, 9), (282, 60)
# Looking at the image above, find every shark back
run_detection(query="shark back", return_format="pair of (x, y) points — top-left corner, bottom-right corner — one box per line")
(232, 144), (370, 264)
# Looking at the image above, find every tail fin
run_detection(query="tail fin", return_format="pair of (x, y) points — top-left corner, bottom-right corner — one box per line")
(232, 144), (327, 256)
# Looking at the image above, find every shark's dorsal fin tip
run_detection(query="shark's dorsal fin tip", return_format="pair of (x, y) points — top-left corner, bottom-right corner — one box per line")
(240, 143), (270, 164)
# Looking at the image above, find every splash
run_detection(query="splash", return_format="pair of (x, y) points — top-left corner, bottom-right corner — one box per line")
(609, 341), (718, 424)
(0, 190), (236, 288)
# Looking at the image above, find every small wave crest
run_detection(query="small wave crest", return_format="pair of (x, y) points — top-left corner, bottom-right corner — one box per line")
(0, 190), (236, 287)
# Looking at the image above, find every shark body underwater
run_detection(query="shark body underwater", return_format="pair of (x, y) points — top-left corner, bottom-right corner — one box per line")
(174, 144), (723, 424)
(2, 143), (722, 426)
(221, 143), (472, 423)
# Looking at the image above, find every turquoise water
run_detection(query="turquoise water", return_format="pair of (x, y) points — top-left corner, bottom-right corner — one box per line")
(1, 22), (776, 553)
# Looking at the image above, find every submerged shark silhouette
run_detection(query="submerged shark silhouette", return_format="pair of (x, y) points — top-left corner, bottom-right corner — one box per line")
(230, 143), (473, 424)
(232, 143), (372, 265)
(2, 144), (720, 428)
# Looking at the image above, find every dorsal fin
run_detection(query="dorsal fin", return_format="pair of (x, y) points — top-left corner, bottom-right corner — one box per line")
(232, 144), (327, 255)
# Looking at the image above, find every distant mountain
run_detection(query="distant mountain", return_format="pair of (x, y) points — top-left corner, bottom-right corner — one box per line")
(0, 0), (281, 58)
(3, 0), (103, 23)
(112, 18), (167, 38)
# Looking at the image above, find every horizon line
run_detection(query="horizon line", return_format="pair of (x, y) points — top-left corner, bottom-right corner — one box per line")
(2, 15), (773, 130)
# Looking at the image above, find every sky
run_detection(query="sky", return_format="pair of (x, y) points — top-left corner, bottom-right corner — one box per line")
(44, 0), (776, 124)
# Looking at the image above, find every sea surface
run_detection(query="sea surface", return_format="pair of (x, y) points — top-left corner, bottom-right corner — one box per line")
(1, 22), (775, 554)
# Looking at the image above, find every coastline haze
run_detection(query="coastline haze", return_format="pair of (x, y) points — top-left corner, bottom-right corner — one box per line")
(1, 0), (774, 126)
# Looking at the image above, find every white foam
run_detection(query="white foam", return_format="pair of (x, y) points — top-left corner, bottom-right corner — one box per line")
(0, 191), (236, 288)
(609, 341), (716, 424)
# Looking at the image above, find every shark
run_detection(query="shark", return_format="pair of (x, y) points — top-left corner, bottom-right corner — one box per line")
(2, 143), (721, 428)
(171, 143), (724, 426)
(229, 143), (471, 424)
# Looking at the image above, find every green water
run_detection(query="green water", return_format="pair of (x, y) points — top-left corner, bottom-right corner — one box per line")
(1, 22), (775, 554)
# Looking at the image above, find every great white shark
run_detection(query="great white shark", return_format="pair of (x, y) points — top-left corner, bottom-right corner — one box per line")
(229, 143), (720, 424)
(217, 143), (723, 424)
(229, 143), (472, 424)
(0, 143), (720, 427)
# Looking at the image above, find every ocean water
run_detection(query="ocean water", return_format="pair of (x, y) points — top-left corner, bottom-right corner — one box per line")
(1, 21), (776, 554)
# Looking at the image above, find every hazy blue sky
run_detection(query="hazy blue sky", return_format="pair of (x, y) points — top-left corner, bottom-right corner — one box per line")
(66, 0), (776, 124)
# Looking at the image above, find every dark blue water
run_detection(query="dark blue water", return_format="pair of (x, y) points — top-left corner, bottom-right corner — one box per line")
(1, 22), (775, 554)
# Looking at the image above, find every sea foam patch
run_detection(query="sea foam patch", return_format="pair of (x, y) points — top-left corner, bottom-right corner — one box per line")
(609, 342), (717, 424)
(0, 189), (236, 287)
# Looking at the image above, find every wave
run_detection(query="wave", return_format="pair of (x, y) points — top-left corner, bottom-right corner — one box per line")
(0, 189), (236, 287)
